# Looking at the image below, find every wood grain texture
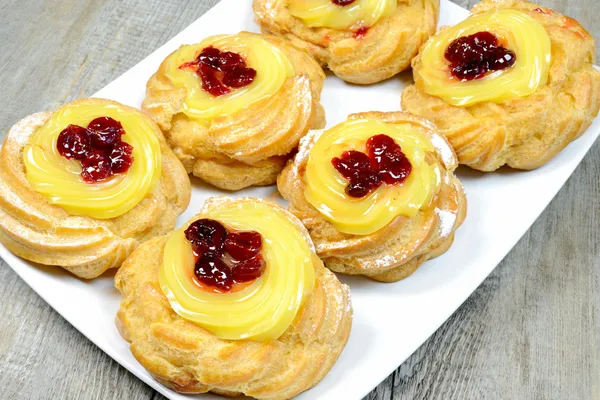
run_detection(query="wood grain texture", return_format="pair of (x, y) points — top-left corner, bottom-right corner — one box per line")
(0, 1), (598, 399)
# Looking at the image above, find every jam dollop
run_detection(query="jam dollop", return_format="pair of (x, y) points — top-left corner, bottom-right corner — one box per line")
(56, 125), (91, 160)
(180, 46), (257, 97)
(444, 31), (516, 81)
(332, 0), (356, 5)
(184, 218), (265, 292)
(87, 116), (124, 148)
(331, 134), (412, 198)
(56, 117), (134, 183)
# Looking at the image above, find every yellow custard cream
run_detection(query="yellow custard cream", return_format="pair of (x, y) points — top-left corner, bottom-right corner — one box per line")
(417, 9), (551, 106)
(164, 33), (294, 120)
(289, 0), (396, 29)
(23, 102), (161, 219)
(160, 200), (316, 341)
(305, 118), (441, 236)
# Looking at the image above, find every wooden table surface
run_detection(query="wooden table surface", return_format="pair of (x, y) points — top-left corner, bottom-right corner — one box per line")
(0, 0), (598, 399)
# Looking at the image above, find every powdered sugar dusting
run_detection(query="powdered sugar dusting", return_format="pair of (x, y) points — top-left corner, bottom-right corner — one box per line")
(12, 113), (51, 146)
(435, 207), (457, 239)
(370, 254), (396, 268)
(295, 128), (324, 166)
(429, 133), (456, 168)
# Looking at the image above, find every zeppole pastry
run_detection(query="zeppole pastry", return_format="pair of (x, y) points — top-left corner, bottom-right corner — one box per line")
(402, 0), (600, 171)
(0, 98), (191, 278)
(253, 0), (440, 84)
(115, 197), (352, 399)
(142, 32), (325, 190)
(278, 112), (466, 282)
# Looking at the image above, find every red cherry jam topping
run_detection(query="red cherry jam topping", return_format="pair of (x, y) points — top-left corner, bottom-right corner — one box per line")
(87, 116), (124, 148)
(332, 0), (356, 5)
(56, 116), (133, 183)
(444, 31), (516, 81)
(180, 46), (257, 97)
(331, 134), (412, 198)
(57, 125), (91, 160)
(109, 142), (134, 173)
(81, 150), (112, 183)
(332, 150), (380, 198)
(184, 219), (265, 292)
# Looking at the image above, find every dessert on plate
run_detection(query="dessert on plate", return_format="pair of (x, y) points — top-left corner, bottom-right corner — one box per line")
(402, 0), (600, 171)
(253, 0), (440, 84)
(115, 197), (352, 399)
(278, 111), (466, 282)
(142, 32), (325, 190)
(0, 98), (191, 278)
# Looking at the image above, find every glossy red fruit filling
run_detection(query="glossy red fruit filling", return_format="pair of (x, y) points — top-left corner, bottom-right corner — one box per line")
(224, 231), (262, 260)
(354, 27), (369, 39)
(56, 116), (134, 183)
(185, 218), (227, 255)
(366, 134), (412, 185)
(87, 116), (125, 148)
(109, 142), (134, 174)
(444, 31), (516, 81)
(184, 219), (265, 292)
(194, 253), (233, 291)
(180, 46), (257, 97)
(331, 134), (412, 198)
(81, 150), (111, 183)
(222, 66), (258, 88)
(332, 150), (381, 198)
(231, 257), (264, 283)
(332, 0), (356, 5)
(57, 125), (91, 160)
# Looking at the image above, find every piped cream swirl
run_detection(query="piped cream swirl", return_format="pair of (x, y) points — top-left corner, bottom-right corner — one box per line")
(164, 33), (294, 120)
(23, 101), (161, 219)
(416, 9), (551, 106)
(160, 198), (316, 341)
(304, 118), (442, 236)
(288, 0), (396, 29)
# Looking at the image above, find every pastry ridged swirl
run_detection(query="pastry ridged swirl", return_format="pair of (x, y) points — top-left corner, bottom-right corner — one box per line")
(142, 33), (325, 191)
(402, 0), (600, 171)
(278, 112), (467, 282)
(115, 197), (352, 399)
(0, 101), (191, 279)
(253, 0), (440, 84)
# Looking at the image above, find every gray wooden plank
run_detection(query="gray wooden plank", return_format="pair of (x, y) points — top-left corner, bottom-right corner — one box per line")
(0, 1), (598, 399)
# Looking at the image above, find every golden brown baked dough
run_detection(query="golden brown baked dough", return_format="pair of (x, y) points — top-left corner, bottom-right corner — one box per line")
(402, 0), (600, 171)
(0, 99), (191, 279)
(278, 112), (467, 282)
(253, 0), (440, 84)
(142, 32), (326, 191)
(115, 197), (352, 399)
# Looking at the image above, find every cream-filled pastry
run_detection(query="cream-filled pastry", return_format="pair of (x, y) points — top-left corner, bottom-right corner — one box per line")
(0, 98), (191, 278)
(253, 0), (440, 84)
(115, 197), (352, 398)
(142, 32), (325, 190)
(402, 0), (600, 171)
(279, 111), (466, 282)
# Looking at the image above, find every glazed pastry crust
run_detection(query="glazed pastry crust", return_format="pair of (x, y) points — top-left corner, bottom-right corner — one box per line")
(278, 112), (467, 282)
(142, 33), (326, 191)
(253, 0), (440, 84)
(0, 99), (191, 279)
(115, 197), (352, 400)
(402, 0), (600, 171)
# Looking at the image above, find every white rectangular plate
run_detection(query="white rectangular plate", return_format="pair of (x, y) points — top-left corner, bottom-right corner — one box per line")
(2, 1), (599, 399)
